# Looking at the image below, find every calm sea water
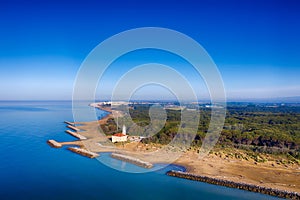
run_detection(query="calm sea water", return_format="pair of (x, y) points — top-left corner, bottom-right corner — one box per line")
(0, 101), (279, 200)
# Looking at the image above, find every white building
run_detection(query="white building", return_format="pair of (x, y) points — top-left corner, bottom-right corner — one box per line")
(111, 125), (128, 143)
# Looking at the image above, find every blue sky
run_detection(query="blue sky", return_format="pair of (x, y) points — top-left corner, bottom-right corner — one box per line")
(0, 0), (299, 100)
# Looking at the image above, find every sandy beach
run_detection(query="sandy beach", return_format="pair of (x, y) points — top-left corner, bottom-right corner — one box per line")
(50, 104), (300, 195)
(174, 150), (300, 193)
(69, 119), (300, 194)
(115, 140), (300, 193)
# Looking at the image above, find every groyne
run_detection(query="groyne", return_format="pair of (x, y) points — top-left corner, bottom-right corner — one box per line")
(64, 121), (75, 125)
(68, 147), (99, 158)
(65, 130), (87, 140)
(47, 140), (62, 148)
(111, 153), (153, 168)
(166, 170), (300, 199)
(67, 125), (81, 132)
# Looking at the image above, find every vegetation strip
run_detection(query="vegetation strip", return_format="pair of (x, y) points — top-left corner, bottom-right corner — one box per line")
(103, 104), (300, 161)
(166, 170), (300, 199)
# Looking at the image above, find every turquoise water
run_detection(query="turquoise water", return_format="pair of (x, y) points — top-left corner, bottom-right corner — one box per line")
(0, 101), (279, 200)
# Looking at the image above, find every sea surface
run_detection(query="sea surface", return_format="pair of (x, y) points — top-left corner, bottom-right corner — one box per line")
(0, 101), (279, 200)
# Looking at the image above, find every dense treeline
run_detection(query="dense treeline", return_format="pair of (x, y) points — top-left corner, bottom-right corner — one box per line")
(101, 104), (300, 159)
(221, 106), (300, 150)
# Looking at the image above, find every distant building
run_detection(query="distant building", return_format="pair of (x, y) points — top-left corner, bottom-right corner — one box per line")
(111, 125), (128, 143)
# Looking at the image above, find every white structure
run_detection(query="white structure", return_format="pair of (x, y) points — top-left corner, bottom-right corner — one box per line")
(111, 125), (128, 143)
(122, 125), (126, 135)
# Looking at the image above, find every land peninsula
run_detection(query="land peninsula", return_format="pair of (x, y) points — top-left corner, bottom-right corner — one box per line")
(48, 102), (300, 199)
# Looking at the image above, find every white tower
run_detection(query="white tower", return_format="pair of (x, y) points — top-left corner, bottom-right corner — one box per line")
(122, 125), (126, 135)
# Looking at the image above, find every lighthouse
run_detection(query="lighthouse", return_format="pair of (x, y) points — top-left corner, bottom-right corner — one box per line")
(122, 125), (126, 135)
(111, 125), (128, 143)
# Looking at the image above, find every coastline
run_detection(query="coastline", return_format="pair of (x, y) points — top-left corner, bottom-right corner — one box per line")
(166, 170), (300, 199)
(172, 150), (300, 194)
(90, 103), (300, 196)
(48, 103), (300, 198)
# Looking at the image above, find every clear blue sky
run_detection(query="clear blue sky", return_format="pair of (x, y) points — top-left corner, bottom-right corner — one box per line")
(0, 0), (299, 100)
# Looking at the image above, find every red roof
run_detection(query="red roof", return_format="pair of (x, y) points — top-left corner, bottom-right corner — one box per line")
(113, 133), (126, 137)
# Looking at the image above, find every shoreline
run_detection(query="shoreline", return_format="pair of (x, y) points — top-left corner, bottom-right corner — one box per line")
(48, 102), (300, 198)
(172, 150), (300, 194)
(166, 170), (300, 199)
(90, 103), (300, 196)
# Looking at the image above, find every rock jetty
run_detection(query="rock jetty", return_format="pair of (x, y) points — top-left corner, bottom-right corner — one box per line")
(166, 170), (300, 199)
(111, 153), (153, 168)
(65, 130), (87, 140)
(67, 125), (81, 132)
(68, 147), (99, 158)
(47, 140), (62, 148)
